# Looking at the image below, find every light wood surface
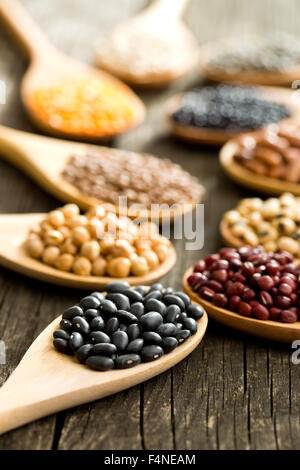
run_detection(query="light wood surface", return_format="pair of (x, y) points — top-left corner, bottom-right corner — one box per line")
(0, 308), (208, 435)
(220, 131), (300, 195)
(0, 0), (145, 141)
(95, 0), (199, 88)
(0, 124), (204, 219)
(166, 86), (300, 145)
(183, 267), (300, 343)
(0, 213), (177, 289)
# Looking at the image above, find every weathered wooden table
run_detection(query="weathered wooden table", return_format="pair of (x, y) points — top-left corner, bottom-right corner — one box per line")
(0, 0), (299, 451)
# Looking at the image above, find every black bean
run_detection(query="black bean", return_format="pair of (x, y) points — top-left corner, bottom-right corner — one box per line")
(90, 292), (104, 303)
(165, 305), (181, 323)
(106, 293), (130, 311)
(164, 287), (173, 295)
(130, 302), (145, 318)
(163, 295), (185, 311)
(150, 283), (163, 292)
(115, 354), (141, 369)
(105, 281), (130, 293)
(140, 312), (163, 331)
(62, 305), (83, 320)
(187, 304), (205, 320)
(90, 316), (105, 331)
(72, 316), (90, 335)
(59, 319), (72, 331)
(175, 329), (191, 343)
(76, 344), (94, 363)
(178, 311), (188, 322)
(156, 323), (177, 337)
(89, 331), (111, 344)
(69, 332), (84, 351)
(112, 331), (129, 351)
(101, 299), (117, 315)
(122, 289), (143, 303)
(79, 296), (101, 311)
(93, 343), (117, 356)
(84, 309), (100, 322)
(134, 285), (148, 296)
(162, 337), (178, 353)
(53, 329), (70, 341)
(127, 323), (141, 341)
(53, 338), (70, 354)
(117, 310), (138, 324)
(174, 292), (191, 308)
(143, 331), (162, 345)
(119, 324), (128, 332)
(141, 345), (164, 362)
(104, 317), (119, 335)
(144, 290), (162, 302)
(183, 317), (197, 334)
(127, 338), (144, 353)
(145, 299), (166, 316)
(86, 355), (114, 371)
(174, 323), (183, 334)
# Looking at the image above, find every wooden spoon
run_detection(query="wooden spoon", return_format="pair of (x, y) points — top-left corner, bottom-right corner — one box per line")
(165, 86), (300, 146)
(95, 0), (199, 88)
(183, 267), (300, 343)
(0, 309), (207, 435)
(0, 0), (145, 141)
(0, 124), (203, 219)
(0, 213), (177, 289)
(219, 130), (300, 195)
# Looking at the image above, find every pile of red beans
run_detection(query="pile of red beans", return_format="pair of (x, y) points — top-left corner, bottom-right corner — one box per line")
(187, 246), (300, 323)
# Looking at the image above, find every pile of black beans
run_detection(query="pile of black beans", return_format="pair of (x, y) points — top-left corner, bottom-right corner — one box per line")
(53, 282), (204, 371)
(172, 85), (291, 131)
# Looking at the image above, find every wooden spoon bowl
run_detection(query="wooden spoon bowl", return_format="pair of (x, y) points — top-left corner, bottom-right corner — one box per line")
(0, 308), (208, 435)
(0, 213), (177, 289)
(183, 267), (300, 343)
(166, 86), (300, 146)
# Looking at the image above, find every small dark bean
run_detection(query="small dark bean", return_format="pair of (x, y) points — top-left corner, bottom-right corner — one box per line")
(62, 305), (83, 320)
(76, 344), (94, 363)
(90, 292), (104, 303)
(53, 338), (69, 354)
(119, 324), (128, 332)
(127, 338), (144, 353)
(106, 293), (130, 311)
(105, 281), (130, 293)
(79, 296), (100, 311)
(163, 295), (185, 311)
(59, 319), (72, 331)
(134, 285), (148, 296)
(89, 331), (111, 344)
(115, 354), (141, 369)
(165, 305), (181, 323)
(141, 345), (164, 362)
(112, 331), (129, 351)
(84, 309), (99, 322)
(93, 343), (117, 356)
(150, 283), (163, 292)
(164, 287), (173, 295)
(101, 299), (117, 315)
(104, 317), (119, 335)
(182, 317), (197, 334)
(127, 323), (141, 341)
(53, 329), (70, 341)
(130, 302), (145, 318)
(143, 331), (162, 345)
(72, 316), (90, 335)
(174, 292), (191, 307)
(162, 337), (178, 353)
(187, 304), (205, 320)
(86, 355), (114, 371)
(174, 323), (183, 334)
(140, 312), (163, 331)
(145, 299), (166, 315)
(117, 310), (138, 324)
(69, 332), (84, 351)
(144, 290), (162, 302)
(122, 289), (143, 303)
(175, 329), (191, 343)
(178, 311), (187, 321)
(156, 323), (177, 337)
(91, 316), (105, 331)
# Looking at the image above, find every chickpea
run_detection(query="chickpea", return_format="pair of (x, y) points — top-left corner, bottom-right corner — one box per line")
(61, 203), (80, 218)
(55, 254), (74, 272)
(92, 257), (107, 276)
(80, 240), (100, 260)
(42, 246), (60, 266)
(44, 230), (64, 246)
(69, 215), (88, 228)
(72, 226), (91, 246)
(87, 205), (106, 219)
(59, 225), (71, 240)
(153, 244), (169, 262)
(60, 239), (78, 255)
(72, 256), (92, 276)
(135, 239), (152, 254)
(140, 250), (159, 270)
(107, 257), (131, 278)
(26, 238), (44, 259)
(279, 193), (295, 207)
(139, 222), (159, 239)
(151, 236), (171, 248)
(131, 256), (149, 276)
(100, 236), (115, 254)
(277, 237), (298, 255)
(47, 210), (65, 228)
(88, 218), (104, 239)
(29, 225), (42, 236)
(117, 231), (134, 244)
(111, 240), (133, 258)
(41, 220), (54, 233)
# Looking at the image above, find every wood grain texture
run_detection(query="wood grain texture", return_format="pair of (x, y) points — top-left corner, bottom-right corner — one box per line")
(0, 0), (299, 450)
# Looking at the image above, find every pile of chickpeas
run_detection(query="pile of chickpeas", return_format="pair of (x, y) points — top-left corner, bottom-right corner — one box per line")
(223, 193), (300, 256)
(25, 203), (172, 277)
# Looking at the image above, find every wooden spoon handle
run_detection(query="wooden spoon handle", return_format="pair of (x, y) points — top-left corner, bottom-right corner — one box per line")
(147, 0), (189, 21)
(0, 0), (54, 59)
